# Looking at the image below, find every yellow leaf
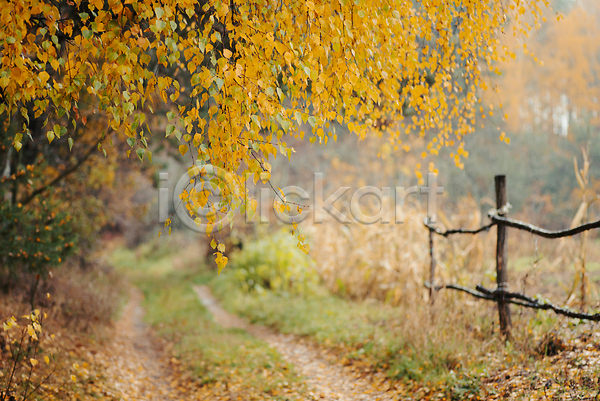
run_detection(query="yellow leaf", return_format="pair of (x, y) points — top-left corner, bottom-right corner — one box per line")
(44, 356), (50, 364)
(215, 251), (228, 274)
(223, 49), (232, 59)
(27, 325), (38, 340)
(179, 144), (188, 156)
(39, 71), (50, 85)
(89, 0), (103, 10)
(301, 243), (310, 254)
(260, 171), (270, 182)
(30, 358), (38, 366)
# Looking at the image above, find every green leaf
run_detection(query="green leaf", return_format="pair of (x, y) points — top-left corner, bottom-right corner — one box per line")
(127, 137), (135, 147)
(136, 148), (145, 161)
(68, 137), (74, 151)
(166, 124), (176, 137)
(191, 73), (201, 86)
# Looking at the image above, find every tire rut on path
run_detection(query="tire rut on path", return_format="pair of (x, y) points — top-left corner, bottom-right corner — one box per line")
(193, 285), (393, 401)
(98, 287), (183, 400)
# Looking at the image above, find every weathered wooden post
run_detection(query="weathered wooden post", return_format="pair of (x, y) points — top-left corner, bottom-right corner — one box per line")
(495, 175), (512, 338)
(428, 226), (436, 303)
(423, 172), (442, 304)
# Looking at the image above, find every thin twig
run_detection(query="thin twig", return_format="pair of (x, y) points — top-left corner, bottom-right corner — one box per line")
(2, 326), (27, 401)
(238, 139), (308, 208)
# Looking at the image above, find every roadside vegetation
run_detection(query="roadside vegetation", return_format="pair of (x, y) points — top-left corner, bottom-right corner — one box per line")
(0, 256), (128, 400)
(209, 228), (600, 399)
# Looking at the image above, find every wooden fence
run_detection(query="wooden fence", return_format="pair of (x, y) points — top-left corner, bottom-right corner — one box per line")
(426, 175), (600, 338)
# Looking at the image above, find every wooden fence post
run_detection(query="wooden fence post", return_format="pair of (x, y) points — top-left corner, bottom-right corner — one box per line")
(495, 175), (512, 338)
(428, 226), (436, 303)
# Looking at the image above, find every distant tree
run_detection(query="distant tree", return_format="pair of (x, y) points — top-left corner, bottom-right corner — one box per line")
(499, 0), (600, 136)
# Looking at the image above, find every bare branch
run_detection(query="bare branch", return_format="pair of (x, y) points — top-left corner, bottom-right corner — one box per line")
(20, 138), (103, 207)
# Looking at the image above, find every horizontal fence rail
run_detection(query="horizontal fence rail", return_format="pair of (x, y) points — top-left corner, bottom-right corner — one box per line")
(426, 223), (494, 237)
(426, 283), (600, 321)
(489, 215), (600, 239)
(425, 215), (600, 239)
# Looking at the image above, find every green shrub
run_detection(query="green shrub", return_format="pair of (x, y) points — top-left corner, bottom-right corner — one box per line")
(230, 230), (319, 296)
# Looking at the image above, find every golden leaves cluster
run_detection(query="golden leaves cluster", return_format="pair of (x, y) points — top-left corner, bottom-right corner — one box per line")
(2, 0), (548, 236)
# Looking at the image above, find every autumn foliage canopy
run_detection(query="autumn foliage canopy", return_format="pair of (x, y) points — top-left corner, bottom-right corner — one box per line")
(1, 0), (550, 267)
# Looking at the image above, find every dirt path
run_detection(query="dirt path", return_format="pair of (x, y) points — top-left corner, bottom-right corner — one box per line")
(96, 288), (182, 400)
(193, 285), (393, 401)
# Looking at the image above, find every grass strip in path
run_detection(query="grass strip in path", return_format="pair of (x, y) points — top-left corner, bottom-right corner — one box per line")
(194, 285), (394, 400)
(111, 245), (307, 400)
